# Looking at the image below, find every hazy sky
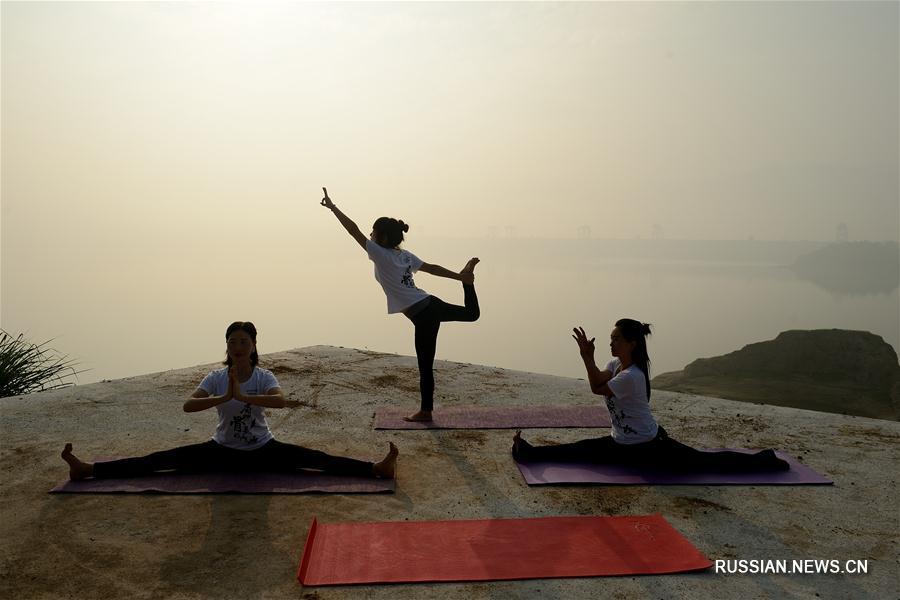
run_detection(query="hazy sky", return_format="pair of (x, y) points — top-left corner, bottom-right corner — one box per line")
(1, 2), (898, 383)
(3, 1), (897, 253)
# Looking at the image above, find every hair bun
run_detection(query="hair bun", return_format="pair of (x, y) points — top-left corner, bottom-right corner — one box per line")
(399, 220), (409, 233)
(641, 323), (653, 336)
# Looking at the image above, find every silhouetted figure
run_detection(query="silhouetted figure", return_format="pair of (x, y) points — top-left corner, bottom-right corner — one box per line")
(513, 319), (789, 472)
(320, 188), (480, 422)
(62, 321), (397, 479)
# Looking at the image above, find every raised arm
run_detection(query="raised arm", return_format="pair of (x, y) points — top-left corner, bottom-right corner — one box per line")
(320, 187), (366, 250)
(419, 262), (475, 284)
(572, 327), (614, 396)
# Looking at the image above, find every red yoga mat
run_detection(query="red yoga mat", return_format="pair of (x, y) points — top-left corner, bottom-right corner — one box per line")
(297, 514), (711, 586)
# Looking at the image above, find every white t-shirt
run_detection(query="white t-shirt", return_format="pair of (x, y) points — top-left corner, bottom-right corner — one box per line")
(603, 358), (659, 444)
(366, 239), (430, 313)
(198, 367), (279, 450)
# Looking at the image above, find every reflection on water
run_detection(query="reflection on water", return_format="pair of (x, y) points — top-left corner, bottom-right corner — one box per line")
(4, 239), (898, 386)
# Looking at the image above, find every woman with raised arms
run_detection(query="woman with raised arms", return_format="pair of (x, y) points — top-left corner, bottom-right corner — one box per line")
(320, 188), (480, 422)
(514, 318), (789, 472)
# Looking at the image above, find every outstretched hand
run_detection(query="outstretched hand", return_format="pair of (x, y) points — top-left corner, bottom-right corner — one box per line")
(284, 400), (302, 409)
(572, 326), (596, 360)
(320, 187), (335, 210)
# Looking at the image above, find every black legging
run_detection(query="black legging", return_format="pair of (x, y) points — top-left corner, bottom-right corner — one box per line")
(92, 439), (375, 479)
(405, 284), (480, 411)
(513, 427), (788, 472)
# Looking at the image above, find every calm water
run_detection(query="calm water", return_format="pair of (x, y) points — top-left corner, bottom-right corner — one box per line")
(4, 238), (898, 387)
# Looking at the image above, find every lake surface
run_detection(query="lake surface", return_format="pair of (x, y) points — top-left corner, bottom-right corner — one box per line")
(3, 238), (897, 388)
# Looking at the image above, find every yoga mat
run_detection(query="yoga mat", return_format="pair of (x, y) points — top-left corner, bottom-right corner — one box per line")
(50, 471), (394, 494)
(516, 449), (832, 486)
(374, 405), (611, 430)
(297, 514), (711, 585)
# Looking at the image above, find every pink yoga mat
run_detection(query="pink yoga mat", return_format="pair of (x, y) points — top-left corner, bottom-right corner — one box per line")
(374, 405), (611, 430)
(296, 514), (711, 585)
(50, 471), (394, 494)
(515, 449), (832, 485)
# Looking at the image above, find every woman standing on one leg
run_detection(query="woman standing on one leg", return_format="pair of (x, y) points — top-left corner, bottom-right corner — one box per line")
(513, 318), (789, 472)
(62, 321), (398, 480)
(320, 188), (480, 422)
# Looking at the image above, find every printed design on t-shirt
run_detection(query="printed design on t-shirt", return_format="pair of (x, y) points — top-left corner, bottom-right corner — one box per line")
(400, 266), (416, 288)
(605, 396), (636, 436)
(230, 402), (259, 444)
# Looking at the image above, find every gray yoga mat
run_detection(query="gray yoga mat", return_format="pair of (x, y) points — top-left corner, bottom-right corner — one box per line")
(515, 449), (832, 485)
(50, 470), (395, 494)
(374, 405), (612, 430)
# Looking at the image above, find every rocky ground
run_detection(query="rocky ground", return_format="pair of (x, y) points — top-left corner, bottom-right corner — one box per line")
(1, 345), (897, 599)
(653, 329), (900, 421)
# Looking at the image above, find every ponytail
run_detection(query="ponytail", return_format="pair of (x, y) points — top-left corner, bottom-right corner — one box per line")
(615, 318), (652, 399)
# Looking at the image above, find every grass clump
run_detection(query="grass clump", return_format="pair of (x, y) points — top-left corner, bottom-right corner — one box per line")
(0, 331), (83, 398)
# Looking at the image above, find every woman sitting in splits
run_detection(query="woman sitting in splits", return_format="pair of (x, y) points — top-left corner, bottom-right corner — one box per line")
(62, 321), (397, 480)
(320, 187), (480, 422)
(513, 318), (789, 472)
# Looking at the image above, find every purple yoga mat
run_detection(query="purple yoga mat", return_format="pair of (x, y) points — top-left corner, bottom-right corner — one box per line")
(374, 405), (612, 430)
(516, 449), (832, 485)
(50, 471), (394, 494)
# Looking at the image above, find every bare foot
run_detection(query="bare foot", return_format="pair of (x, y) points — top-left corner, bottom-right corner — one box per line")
(461, 257), (480, 274)
(61, 443), (94, 480)
(512, 430), (523, 455)
(403, 410), (433, 422)
(758, 449), (791, 471)
(372, 442), (399, 479)
(512, 430), (533, 460)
